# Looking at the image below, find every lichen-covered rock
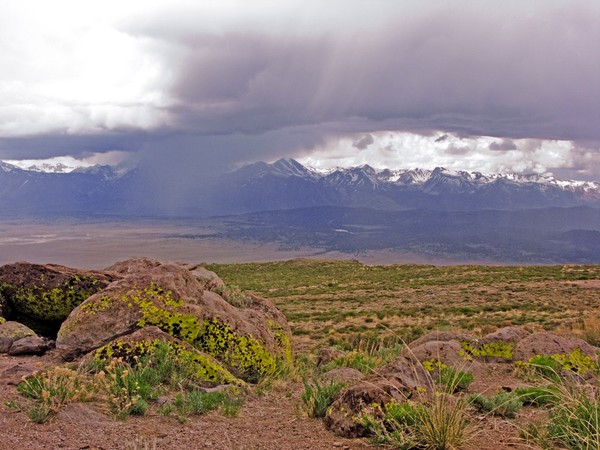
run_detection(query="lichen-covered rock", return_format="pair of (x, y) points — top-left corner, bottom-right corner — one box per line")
(407, 340), (481, 373)
(0, 262), (117, 337)
(479, 326), (530, 345)
(324, 354), (433, 438)
(0, 321), (37, 353)
(513, 332), (598, 362)
(91, 326), (241, 386)
(57, 258), (291, 383)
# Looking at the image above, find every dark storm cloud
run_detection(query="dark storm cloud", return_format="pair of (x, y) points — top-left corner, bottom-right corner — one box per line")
(489, 139), (518, 152)
(353, 134), (374, 150)
(143, 1), (600, 144)
(1, 0), (599, 181)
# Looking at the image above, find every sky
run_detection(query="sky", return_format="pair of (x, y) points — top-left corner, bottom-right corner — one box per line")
(0, 0), (599, 180)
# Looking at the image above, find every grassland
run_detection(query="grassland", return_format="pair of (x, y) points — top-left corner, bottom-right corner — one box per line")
(206, 260), (600, 351)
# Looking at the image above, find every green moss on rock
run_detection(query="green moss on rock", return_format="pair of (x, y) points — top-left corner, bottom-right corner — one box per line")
(1, 275), (105, 336)
(194, 319), (276, 383)
(76, 284), (278, 383)
(268, 320), (293, 366)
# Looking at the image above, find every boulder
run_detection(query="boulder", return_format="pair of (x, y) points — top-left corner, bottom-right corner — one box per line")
(514, 332), (598, 362)
(479, 326), (530, 345)
(0, 321), (37, 353)
(91, 326), (241, 386)
(57, 258), (291, 383)
(8, 335), (51, 356)
(407, 340), (480, 373)
(408, 330), (472, 349)
(0, 262), (117, 337)
(324, 354), (434, 438)
(186, 264), (225, 290)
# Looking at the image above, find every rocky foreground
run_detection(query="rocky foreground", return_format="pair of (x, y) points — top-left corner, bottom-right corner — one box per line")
(1, 258), (599, 449)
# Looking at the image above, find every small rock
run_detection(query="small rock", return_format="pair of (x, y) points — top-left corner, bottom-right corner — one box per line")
(8, 335), (50, 356)
(0, 321), (37, 353)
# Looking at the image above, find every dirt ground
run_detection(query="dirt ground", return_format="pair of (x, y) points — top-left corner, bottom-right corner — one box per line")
(1, 352), (551, 450)
(0, 352), (373, 450)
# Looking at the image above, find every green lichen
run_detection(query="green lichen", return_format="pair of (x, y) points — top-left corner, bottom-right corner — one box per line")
(80, 295), (114, 314)
(525, 348), (596, 376)
(125, 285), (201, 342)
(80, 284), (277, 383)
(268, 321), (293, 366)
(195, 319), (276, 383)
(0, 317), (5, 325)
(94, 338), (241, 386)
(0, 275), (104, 336)
(461, 340), (514, 360)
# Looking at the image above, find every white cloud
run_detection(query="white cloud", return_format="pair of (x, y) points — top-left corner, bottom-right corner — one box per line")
(297, 132), (580, 177)
(0, 0), (173, 136)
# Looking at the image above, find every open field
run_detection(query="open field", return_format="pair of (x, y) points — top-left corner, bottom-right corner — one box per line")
(0, 220), (463, 269)
(3, 258), (600, 449)
(206, 260), (600, 352)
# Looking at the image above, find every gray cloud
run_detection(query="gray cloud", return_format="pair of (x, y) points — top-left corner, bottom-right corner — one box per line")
(0, 0), (599, 182)
(489, 139), (517, 152)
(147, 1), (600, 143)
(353, 134), (374, 150)
(445, 144), (472, 156)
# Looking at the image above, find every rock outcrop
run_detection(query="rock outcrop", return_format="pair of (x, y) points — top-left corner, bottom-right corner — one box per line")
(56, 258), (291, 383)
(324, 326), (600, 438)
(513, 331), (598, 362)
(324, 353), (434, 437)
(0, 262), (117, 337)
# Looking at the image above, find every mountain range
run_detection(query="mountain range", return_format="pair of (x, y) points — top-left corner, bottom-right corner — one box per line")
(210, 158), (600, 214)
(2, 158), (600, 263)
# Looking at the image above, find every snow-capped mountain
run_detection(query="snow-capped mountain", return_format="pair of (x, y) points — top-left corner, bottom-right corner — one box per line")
(1, 157), (600, 218)
(211, 158), (600, 214)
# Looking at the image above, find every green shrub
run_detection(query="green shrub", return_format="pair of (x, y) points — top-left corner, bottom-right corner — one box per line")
(362, 396), (471, 450)
(17, 367), (90, 423)
(521, 381), (600, 450)
(547, 387), (600, 449)
(515, 386), (560, 406)
(470, 391), (523, 419)
(301, 380), (346, 418)
(320, 351), (377, 375)
(422, 360), (474, 393)
(174, 390), (226, 415)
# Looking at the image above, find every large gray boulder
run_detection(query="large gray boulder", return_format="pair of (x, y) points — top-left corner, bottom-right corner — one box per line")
(57, 258), (291, 383)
